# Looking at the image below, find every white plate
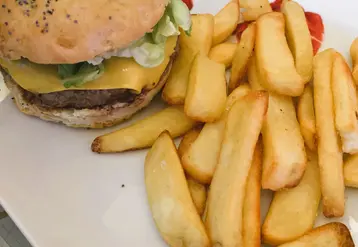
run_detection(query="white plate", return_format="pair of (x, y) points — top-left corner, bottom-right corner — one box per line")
(1, 0), (358, 246)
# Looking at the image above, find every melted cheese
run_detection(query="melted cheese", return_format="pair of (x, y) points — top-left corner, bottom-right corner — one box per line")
(0, 36), (177, 94)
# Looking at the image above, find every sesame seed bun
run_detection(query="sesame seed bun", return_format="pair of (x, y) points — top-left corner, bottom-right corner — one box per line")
(0, 0), (169, 64)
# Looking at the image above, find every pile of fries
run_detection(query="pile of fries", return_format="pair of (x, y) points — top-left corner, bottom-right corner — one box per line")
(92, 0), (358, 246)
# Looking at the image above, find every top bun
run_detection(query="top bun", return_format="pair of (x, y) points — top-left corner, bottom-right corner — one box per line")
(0, 0), (169, 64)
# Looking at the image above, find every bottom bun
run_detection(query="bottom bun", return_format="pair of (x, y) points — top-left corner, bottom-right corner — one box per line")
(2, 57), (175, 129)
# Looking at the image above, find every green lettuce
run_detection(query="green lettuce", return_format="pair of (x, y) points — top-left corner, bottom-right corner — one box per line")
(58, 63), (104, 88)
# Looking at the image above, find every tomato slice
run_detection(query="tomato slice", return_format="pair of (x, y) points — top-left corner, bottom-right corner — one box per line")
(182, 0), (193, 10)
(305, 12), (324, 54)
(270, 0), (283, 12)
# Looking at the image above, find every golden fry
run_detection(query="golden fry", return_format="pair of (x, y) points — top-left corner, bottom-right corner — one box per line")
(256, 12), (304, 96)
(313, 49), (344, 217)
(91, 106), (196, 153)
(205, 91), (268, 247)
(297, 85), (317, 151)
(229, 23), (256, 92)
(145, 131), (210, 247)
(263, 151), (321, 245)
(185, 55), (227, 122)
(282, 0), (313, 83)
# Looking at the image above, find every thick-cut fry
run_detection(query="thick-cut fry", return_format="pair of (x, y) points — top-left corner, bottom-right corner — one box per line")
(350, 37), (358, 85)
(256, 12), (304, 96)
(282, 0), (314, 84)
(297, 85), (317, 151)
(91, 106), (196, 153)
(187, 176), (207, 215)
(185, 55), (227, 123)
(243, 141), (262, 247)
(262, 151), (321, 246)
(313, 49), (345, 218)
(180, 14), (215, 56)
(162, 14), (214, 105)
(278, 222), (354, 247)
(248, 55), (307, 190)
(205, 91), (268, 247)
(229, 23), (256, 92)
(181, 85), (251, 184)
(344, 154), (358, 188)
(332, 52), (358, 154)
(209, 43), (237, 68)
(162, 43), (196, 105)
(144, 131), (210, 247)
(247, 55), (264, 91)
(262, 93), (307, 190)
(178, 127), (201, 158)
(240, 0), (272, 21)
(212, 1), (240, 46)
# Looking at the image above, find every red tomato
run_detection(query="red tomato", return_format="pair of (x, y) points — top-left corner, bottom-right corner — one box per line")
(235, 22), (249, 42)
(270, 0), (283, 12)
(182, 0), (193, 10)
(305, 12), (324, 54)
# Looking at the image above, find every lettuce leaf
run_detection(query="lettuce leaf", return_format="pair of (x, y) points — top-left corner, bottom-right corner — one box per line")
(58, 63), (104, 88)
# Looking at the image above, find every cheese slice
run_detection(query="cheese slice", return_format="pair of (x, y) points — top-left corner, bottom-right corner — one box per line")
(0, 36), (178, 94)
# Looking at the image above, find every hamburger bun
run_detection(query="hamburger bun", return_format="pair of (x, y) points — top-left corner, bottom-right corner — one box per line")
(2, 45), (178, 128)
(0, 0), (169, 64)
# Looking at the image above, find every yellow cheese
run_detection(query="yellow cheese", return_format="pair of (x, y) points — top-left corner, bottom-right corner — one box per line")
(0, 36), (178, 94)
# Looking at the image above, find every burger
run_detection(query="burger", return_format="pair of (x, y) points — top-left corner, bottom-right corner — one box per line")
(0, 0), (191, 128)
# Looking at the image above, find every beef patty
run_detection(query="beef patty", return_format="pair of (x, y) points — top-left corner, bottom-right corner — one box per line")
(21, 88), (137, 109)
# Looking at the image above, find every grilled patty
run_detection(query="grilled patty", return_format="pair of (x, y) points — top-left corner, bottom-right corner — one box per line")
(21, 88), (137, 109)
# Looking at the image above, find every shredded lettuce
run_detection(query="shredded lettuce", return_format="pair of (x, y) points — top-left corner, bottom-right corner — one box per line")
(131, 0), (192, 67)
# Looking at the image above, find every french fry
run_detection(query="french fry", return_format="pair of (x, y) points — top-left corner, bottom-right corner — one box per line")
(247, 54), (264, 91)
(282, 0), (314, 84)
(213, 1), (240, 46)
(248, 54), (307, 190)
(297, 85), (317, 151)
(278, 222), (354, 247)
(240, 0), (272, 21)
(185, 54), (227, 123)
(229, 23), (256, 92)
(209, 43), (237, 68)
(344, 154), (358, 188)
(256, 12), (304, 96)
(91, 106), (196, 153)
(162, 43), (196, 105)
(144, 131), (210, 247)
(181, 85), (251, 184)
(350, 37), (358, 85)
(332, 52), (358, 154)
(180, 14), (215, 56)
(262, 151), (321, 246)
(262, 93), (307, 190)
(313, 49), (345, 218)
(178, 127), (201, 158)
(162, 14), (214, 105)
(205, 91), (268, 247)
(243, 141), (262, 247)
(187, 176), (207, 215)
